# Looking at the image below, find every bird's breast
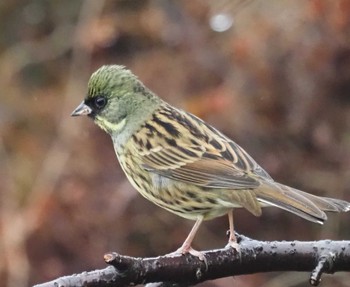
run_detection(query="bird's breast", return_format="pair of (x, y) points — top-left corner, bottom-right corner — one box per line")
(117, 153), (227, 219)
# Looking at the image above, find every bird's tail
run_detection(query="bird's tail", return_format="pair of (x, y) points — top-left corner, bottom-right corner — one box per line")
(256, 181), (350, 224)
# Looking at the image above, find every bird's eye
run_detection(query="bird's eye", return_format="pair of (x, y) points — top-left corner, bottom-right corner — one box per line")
(94, 96), (107, 110)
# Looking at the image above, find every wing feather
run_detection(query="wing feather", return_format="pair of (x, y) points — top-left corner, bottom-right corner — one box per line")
(136, 105), (267, 190)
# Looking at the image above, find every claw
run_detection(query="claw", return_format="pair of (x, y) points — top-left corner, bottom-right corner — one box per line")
(226, 210), (241, 256)
(166, 244), (206, 260)
(166, 245), (208, 270)
(225, 240), (241, 255)
(175, 246), (206, 261)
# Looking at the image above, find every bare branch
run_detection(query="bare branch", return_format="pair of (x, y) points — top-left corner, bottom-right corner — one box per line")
(33, 235), (350, 287)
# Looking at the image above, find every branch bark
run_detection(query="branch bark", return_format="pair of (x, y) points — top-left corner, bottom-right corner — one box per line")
(33, 234), (350, 287)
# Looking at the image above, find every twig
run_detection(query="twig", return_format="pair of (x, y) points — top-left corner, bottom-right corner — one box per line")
(33, 235), (350, 287)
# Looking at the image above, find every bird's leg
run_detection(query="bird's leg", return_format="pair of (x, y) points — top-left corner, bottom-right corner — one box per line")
(226, 209), (240, 252)
(169, 216), (206, 261)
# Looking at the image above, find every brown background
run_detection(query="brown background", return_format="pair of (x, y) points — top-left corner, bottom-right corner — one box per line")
(1, 0), (350, 286)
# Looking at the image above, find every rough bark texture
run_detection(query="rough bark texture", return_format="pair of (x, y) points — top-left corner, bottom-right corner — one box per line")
(33, 235), (350, 287)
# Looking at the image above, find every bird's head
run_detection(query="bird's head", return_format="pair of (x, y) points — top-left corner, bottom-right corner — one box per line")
(71, 65), (161, 135)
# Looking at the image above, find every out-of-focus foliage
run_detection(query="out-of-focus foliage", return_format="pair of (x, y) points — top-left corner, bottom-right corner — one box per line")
(1, 0), (350, 286)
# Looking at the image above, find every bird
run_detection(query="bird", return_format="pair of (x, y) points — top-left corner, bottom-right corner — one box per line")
(71, 65), (350, 260)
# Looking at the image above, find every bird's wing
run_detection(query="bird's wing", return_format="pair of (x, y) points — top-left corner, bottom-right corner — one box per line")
(141, 145), (260, 189)
(137, 106), (267, 189)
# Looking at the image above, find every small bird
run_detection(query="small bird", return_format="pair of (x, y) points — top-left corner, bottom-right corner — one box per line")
(72, 65), (350, 259)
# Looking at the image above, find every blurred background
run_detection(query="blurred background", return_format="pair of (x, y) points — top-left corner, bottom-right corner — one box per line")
(1, 0), (350, 286)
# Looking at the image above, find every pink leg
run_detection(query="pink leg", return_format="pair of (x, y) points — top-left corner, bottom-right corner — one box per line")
(171, 216), (205, 260)
(226, 210), (240, 251)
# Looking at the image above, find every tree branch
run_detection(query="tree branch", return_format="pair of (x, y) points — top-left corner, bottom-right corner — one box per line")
(33, 234), (350, 287)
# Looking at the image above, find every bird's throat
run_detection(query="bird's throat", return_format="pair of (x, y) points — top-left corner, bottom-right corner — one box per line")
(95, 116), (126, 135)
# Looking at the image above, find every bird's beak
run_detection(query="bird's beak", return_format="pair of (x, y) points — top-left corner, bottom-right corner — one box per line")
(71, 101), (92, 117)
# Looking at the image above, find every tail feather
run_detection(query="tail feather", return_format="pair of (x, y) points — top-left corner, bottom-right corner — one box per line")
(256, 182), (350, 224)
(296, 190), (350, 213)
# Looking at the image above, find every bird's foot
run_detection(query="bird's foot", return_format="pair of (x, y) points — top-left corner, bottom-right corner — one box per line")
(173, 245), (208, 270)
(167, 245), (206, 262)
(225, 228), (241, 255)
(225, 240), (240, 251)
(225, 239), (241, 257)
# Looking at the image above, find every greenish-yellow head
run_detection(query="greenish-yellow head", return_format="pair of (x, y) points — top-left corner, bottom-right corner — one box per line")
(72, 65), (162, 137)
